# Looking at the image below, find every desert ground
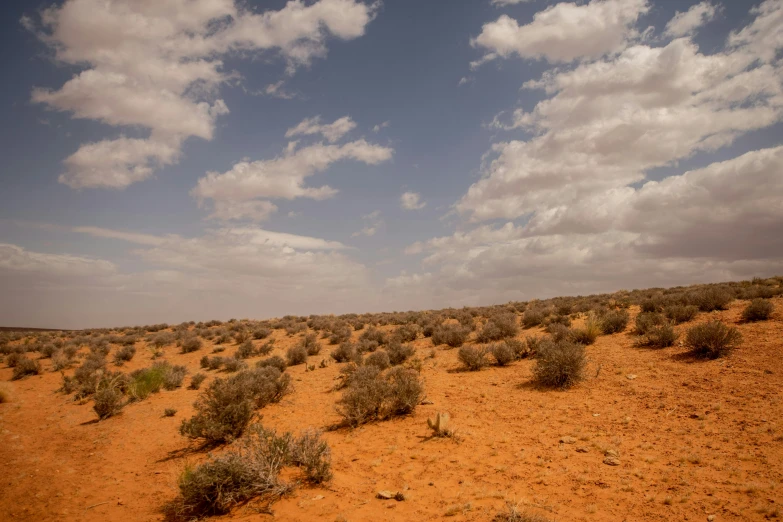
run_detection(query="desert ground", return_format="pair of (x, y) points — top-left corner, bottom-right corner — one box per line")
(1, 280), (782, 521)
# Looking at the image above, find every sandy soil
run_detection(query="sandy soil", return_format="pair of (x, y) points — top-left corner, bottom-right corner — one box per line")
(1, 299), (782, 521)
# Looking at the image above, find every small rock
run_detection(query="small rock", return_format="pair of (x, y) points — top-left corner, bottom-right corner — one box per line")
(559, 436), (577, 444)
(626, 374), (637, 380)
(420, 399), (434, 405)
(312, 495), (324, 501)
(707, 515), (715, 521)
(605, 449), (620, 458)
(592, 413), (600, 417)
(576, 446), (589, 453)
(603, 456), (621, 466)
(377, 490), (396, 500)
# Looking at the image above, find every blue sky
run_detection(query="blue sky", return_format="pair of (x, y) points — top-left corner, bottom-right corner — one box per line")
(1, 0), (782, 328)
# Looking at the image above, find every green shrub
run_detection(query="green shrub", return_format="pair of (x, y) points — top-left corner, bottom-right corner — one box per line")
(568, 314), (600, 345)
(431, 323), (471, 348)
(458, 345), (489, 371)
(685, 321), (742, 359)
(741, 298), (773, 322)
(532, 340), (586, 389)
(600, 309), (629, 334)
(128, 362), (170, 400)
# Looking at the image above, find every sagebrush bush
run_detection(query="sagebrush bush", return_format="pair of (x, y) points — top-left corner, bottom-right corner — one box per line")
(113, 345), (136, 366)
(476, 313), (519, 342)
(236, 340), (256, 359)
(522, 308), (546, 328)
(257, 340), (275, 356)
(290, 428), (333, 483)
(331, 342), (357, 363)
(637, 323), (678, 348)
(150, 332), (176, 349)
(286, 345), (308, 366)
(568, 314), (600, 345)
(222, 357), (247, 373)
(360, 326), (388, 346)
(386, 339), (415, 365)
(458, 345), (489, 371)
(431, 323), (471, 348)
(741, 298), (773, 322)
(685, 320), (742, 359)
(253, 327), (272, 340)
(664, 304), (698, 324)
(546, 323), (571, 342)
(12, 356), (41, 380)
(490, 342), (515, 366)
(181, 336), (203, 354)
(504, 338), (531, 359)
(600, 309), (629, 334)
(393, 324), (421, 343)
(93, 375), (126, 420)
(256, 355), (288, 373)
(180, 368), (291, 444)
(301, 333), (322, 356)
(164, 364), (188, 390)
(635, 312), (665, 335)
(364, 350), (391, 370)
(532, 340), (586, 389)
(336, 366), (423, 427)
(189, 373), (207, 390)
(690, 286), (733, 312)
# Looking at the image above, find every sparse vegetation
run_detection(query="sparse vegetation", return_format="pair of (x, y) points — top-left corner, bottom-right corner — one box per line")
(286, 345), (308, 366)
(665, 304), (698, 324)
(12, 356), (41, 380)
(458, 345), (489, 371)
(431, 323), (471, 347)
(690, 286), (733, 312)
(600, 309), (629, 334)
(532, 340), (586, 389)
(741, 298), (773, 322)
(337, 365), (423, 427)
(490, 342), (515, 366)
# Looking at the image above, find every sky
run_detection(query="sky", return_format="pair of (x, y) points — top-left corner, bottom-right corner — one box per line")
(0, 0), (782, 329)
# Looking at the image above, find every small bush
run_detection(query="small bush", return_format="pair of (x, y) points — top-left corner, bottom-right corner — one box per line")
(365, 350), (391, 370)
(493, 502), (553, 522)
(665, 304), (698, 324)
(532, 340), (586, 389)
(638, 323), (678, 348)
(150, 332), (176, 349)
(522, 308), (546, 328)
(336, 366), (423, 427)
(385, 366), (424, 416)
(690, 287), (733, 312)
(393, 324), (421, 343)
(164, 408), (178, 417)
(256, 355), (287, 373)
(431, 324), (471, 348)
(300, 334), (322, 356)
(635, 312), (665, 335)
(600, 310), (629, 334)
(12, 356), (41, 380)
(286, 345), (308, 366)
(290, 429), (333, 483)
(51, 350), (72, 371)
(546, 323), (571, 342)
(331, 342), (357, 363)
(128, 363), (168, 400)
(458, 345), (489, 371)
(360, 326), (388, 346)
(505, 338), (531, 359)
(386, 339), (415, 365)
(490, 342), (515, 366)
(685, 320), (742, 359)
(113, 345), (136, 366)
(257, 340), (275, 356)
(253, 328), (272, 340)
(741, 298), (774, 322)
(236, 340), (256, 359)
(93, 377), (126, 420)
(164, 364), (188, 390)
(222, 357), (247, 373)
(568, 314), (600, 345)
(40, 343), (58, 358)
(476, 313), (519, 343)
(181, 336), (203, 354)
(189, 373), (207, 390)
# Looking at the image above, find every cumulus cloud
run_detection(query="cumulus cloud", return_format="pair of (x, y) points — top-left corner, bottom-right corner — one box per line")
(400, 191), (426, 210)
(352, 210), (383, 237)
(193, 138), (393, 222)
(286, 116), (357, 142)
(663, 1), (718, 38)
(27, 0), (377, 189)
(472, 0), (650, 64)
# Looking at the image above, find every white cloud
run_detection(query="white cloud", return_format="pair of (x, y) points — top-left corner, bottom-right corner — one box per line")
(471, 0), (650, 64)
(372, 121), (390, 133)
(0, 243), (117, 279)
(208, 200), (279, 223)
(285, 116), (357, 142)
(352, 210), (383, 237)
(400, 191), (426, 210)
(491, 0), (533, 5)
(27, 0), (377, 189)
(193, 139), (393, 221)
(663, 1), (718, 38)
(263, 80), (297, 100)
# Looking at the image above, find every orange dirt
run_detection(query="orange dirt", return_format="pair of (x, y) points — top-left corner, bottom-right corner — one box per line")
(1, 299), (782, 521)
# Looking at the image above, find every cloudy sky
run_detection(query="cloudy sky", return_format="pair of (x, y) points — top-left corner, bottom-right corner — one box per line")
(1, 0), (782, 328)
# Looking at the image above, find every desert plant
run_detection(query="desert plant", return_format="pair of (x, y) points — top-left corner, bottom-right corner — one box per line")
(257, 340), (275, 356)
(635, 312), (665, 335)
(490, 342), (515, 366)
(364, 350), (391, 370)
(360, 326), (388, 346)
(664, 304), (699, 324)
(505, 338), (531, 359)
(189, 373), (207, 390)
(637, 323), (678, 348)
(522, 308), (546, 328)
(164, 408), (178, 417)
(150, 331), (176, 349)
(300, 333), (322, 356)
(492, 502), (553, 522)
(113, 345), (136, 366)
(546, 323), (571, 342)
(164, 364), (188, 390)
(476, 313), (519, 342)
(93, 376), (126, 420)
(286, 345), (308, 366)
(328, 323), (352, 345)
(236, 340), (256, 359)
(385, 366), (424, 416)
(256, 355), (287, 373)
(600, 309), (629, 334)
(253, 328), (272, 340)
(568, 314), (600, 345)
(12, 356), (41, 380)
(181, 336), (203, 354)
(458, 345), (489, 371)
(741, 298), (774, 322)
(336, 366), (423, 427)
(393, 324), (421, 343)
(431, 323), (471, 348)
(222, 357), (247, 373)
(290, 429), (332, 483)
(386, 339), (415, 365)
(532, 340), (586, 389)
(331, 342), (357, 363)
(690, 286), (733, 312)
(685, 320), (742, 359)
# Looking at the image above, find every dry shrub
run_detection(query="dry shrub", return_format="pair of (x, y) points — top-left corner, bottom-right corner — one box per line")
(505, 338), (532, 359)
(569, 314), (600, 345)
(364, 350), (391, 370)
(490, 342), (515, 366)
(690, 286), (733, 312)
(600, 309), (629, 334)
(635, 312), (665, 335)
(257, 340), (275, 356)
(12, 356), (41, 380)
(189, 373), (207, 390)
(113, 345), (136, 366)
(360, 326), (388, 346)
(181, 336), (203, 354)
(431, 323), (471, 348)
(222, 357), (247, 373)
(164, 364), (188, 390)
(180, 368), (291, 444)
(300, 333), (322, 356)
(331, 342), (357, 363)
(328, 323), (352, 345)
(257, 355), (287, 373)
(476, 313), (519, 342)
(150, 332), (176, 349)
(665, 304), (698, 324)
(40, 343), (58, 358)
(741, 298), (774, 322)
(637, 323), (678, 348)
(393, 324), (421, 343)
(286, 345), (308, 366)
(170, 423), (329, 520)
(493, 502), (553, 522)
(685, 320), (742, 359)
(93, 375), (126, 420)
(532, 340), (586, 389)
(253, 327), (272, 340)
(458, 345), (489, 371)
(236, 340), (256, 359)
(546, 323), (571, 342)
(386, 339), (415, 365)
(522, 308), (546, 328)
(336, 366), (423, 427)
